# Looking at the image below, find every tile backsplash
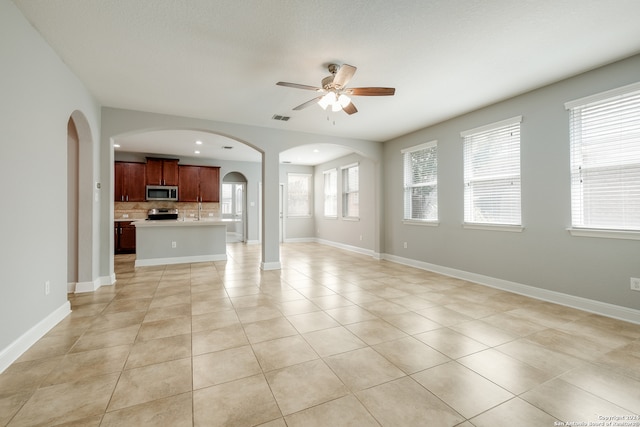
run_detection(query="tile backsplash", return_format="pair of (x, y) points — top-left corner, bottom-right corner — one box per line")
(115, 201), (220, 220)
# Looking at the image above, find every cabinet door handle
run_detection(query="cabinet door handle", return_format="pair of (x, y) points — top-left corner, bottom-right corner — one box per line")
(121, 195), (124, 201)
(120, 228), (122, 235)
(126, 195), (129, 201)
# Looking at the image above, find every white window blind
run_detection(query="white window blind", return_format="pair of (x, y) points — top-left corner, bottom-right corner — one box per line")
(567, 83), (640, 230)
(462, 116), (522, 226)
(342, 164), (359, 218)
(402, 141), (437, 221)
(287, 173), (311, 217)
(323, 169), (337, 217)
(221, 184), (232, 214)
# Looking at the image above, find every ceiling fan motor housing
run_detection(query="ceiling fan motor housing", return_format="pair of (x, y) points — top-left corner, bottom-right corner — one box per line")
(322, 75), (335, 90)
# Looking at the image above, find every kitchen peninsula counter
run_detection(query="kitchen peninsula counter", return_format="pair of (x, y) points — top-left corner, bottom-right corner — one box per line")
(133, 218), (237, 267)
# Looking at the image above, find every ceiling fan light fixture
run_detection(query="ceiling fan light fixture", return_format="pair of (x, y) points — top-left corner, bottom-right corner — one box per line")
(338, 94), (351, 108)
(318, 91), (337, 110)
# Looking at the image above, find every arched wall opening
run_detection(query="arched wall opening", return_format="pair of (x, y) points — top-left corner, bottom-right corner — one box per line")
(99, 107), (384, 278)
(68, 110), (96, 292)
(222, 172), (248, 243)
(109, 128), (263, 274)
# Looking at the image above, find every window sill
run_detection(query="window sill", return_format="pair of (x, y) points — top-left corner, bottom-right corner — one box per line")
(323, 216), (338, 220)
(463, 223), (524, 232)
(567, 227), (640, 241)
(342, 217), (360, 222)
(402, 219), (439, 227)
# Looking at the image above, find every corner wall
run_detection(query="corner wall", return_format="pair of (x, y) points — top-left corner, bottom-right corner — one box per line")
(0, 0), (101, 369)
(383, 54), (640, 316)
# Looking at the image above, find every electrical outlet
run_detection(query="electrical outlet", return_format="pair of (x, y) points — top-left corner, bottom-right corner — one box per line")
(359, 235), (363, 241)
(172, 241), (177, 248)
(631, 277), (640, 291)
(403, 242), (408, 249)
(45, 281), (50, 295)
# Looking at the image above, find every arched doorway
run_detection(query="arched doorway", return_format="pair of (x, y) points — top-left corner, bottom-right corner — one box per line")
(222, 172), (247, 243)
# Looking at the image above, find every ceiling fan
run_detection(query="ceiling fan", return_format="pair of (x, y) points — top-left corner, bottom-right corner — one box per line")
(276, 64), (395, 115)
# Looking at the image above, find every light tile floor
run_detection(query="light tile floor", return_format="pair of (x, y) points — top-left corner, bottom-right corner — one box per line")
(1, 243), (640, 426)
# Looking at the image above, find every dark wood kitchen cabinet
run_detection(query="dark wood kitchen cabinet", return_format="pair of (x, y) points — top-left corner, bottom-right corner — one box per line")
(114, 161), (146, 202)
(145, 158), (179, 186)
(114, 221), (136, 254)
(178, 165), (220, 202)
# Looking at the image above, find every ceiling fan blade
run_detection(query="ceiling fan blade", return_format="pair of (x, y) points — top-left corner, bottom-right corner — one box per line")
(342, 102), (358, 115)
(333, 64), (357, 89)
(347, 87), (395, 96)
(293, 96), (323, 110)
(276, 82), (323, 91)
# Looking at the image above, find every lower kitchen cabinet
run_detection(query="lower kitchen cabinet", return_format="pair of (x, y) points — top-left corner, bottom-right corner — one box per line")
(114, 221), (136, 254)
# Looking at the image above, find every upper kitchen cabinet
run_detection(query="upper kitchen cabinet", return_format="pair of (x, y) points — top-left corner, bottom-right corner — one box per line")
(145, 158), (179, 186)
(114, 161), (146, 202)
(178, 165), (220, 202)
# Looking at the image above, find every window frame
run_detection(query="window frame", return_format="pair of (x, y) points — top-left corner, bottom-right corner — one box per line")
(341, 163), (360, 220)
(286, 173), (312, 218)
(401, 140), (439, 225)
(461, 115), (523, 231)
(323, 168), (338, 218)
(565, 81), (640, 240)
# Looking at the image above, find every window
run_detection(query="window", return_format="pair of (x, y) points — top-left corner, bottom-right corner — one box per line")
(342, 163), (359, 218)
(402, 141), (438, 222)
(323, 168), (337, 217)
(566, 82), (640, 231)
(287, 173), (311, 217)
(221, 184), (232, 214)
(462, 116), (522, 227)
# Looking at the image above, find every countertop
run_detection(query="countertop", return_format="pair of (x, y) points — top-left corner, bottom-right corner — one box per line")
(133, 218), (239, 227)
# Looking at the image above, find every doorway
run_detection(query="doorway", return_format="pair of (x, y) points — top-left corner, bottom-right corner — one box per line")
(222, 172), (247, 242)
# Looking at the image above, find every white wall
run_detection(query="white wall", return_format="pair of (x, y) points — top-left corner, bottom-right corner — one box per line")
(0, 0), (101, 367)
(383, 54), (640, 316)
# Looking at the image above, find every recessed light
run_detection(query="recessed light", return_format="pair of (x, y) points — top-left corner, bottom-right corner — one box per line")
(313, 149), (320, 153)
(194, 150), (200, 154)
(113, 144), (120, 148)
(195, 140), (203, 145)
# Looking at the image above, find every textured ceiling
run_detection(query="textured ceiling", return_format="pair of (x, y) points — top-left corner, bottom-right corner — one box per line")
(13, 0), (640, 163)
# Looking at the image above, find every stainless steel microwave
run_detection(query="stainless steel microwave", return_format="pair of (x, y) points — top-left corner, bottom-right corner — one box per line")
(146, 185), (178, 201)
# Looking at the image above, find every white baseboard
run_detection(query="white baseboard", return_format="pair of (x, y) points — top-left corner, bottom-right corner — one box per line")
(383, 253), (640, 325)
(246, 240), (260, 245)
(135, 254), (227, 267)
(284, 237), (317, 243)
(261, 261), (281, 271)
(315, 238), (376, 258)
(68, 274), (115, 294)
(0, 301), (71, 373)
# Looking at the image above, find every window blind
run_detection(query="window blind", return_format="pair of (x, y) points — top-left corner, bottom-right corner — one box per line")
(568, 85), (640, 230)
(287, 173), (311, 217)
(462, 116), (522, 225)
(342, 164), (359, 218)
(221, 184), (232, 214)
(323, 169), (337, 217)
(402, 141), (437, 221)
